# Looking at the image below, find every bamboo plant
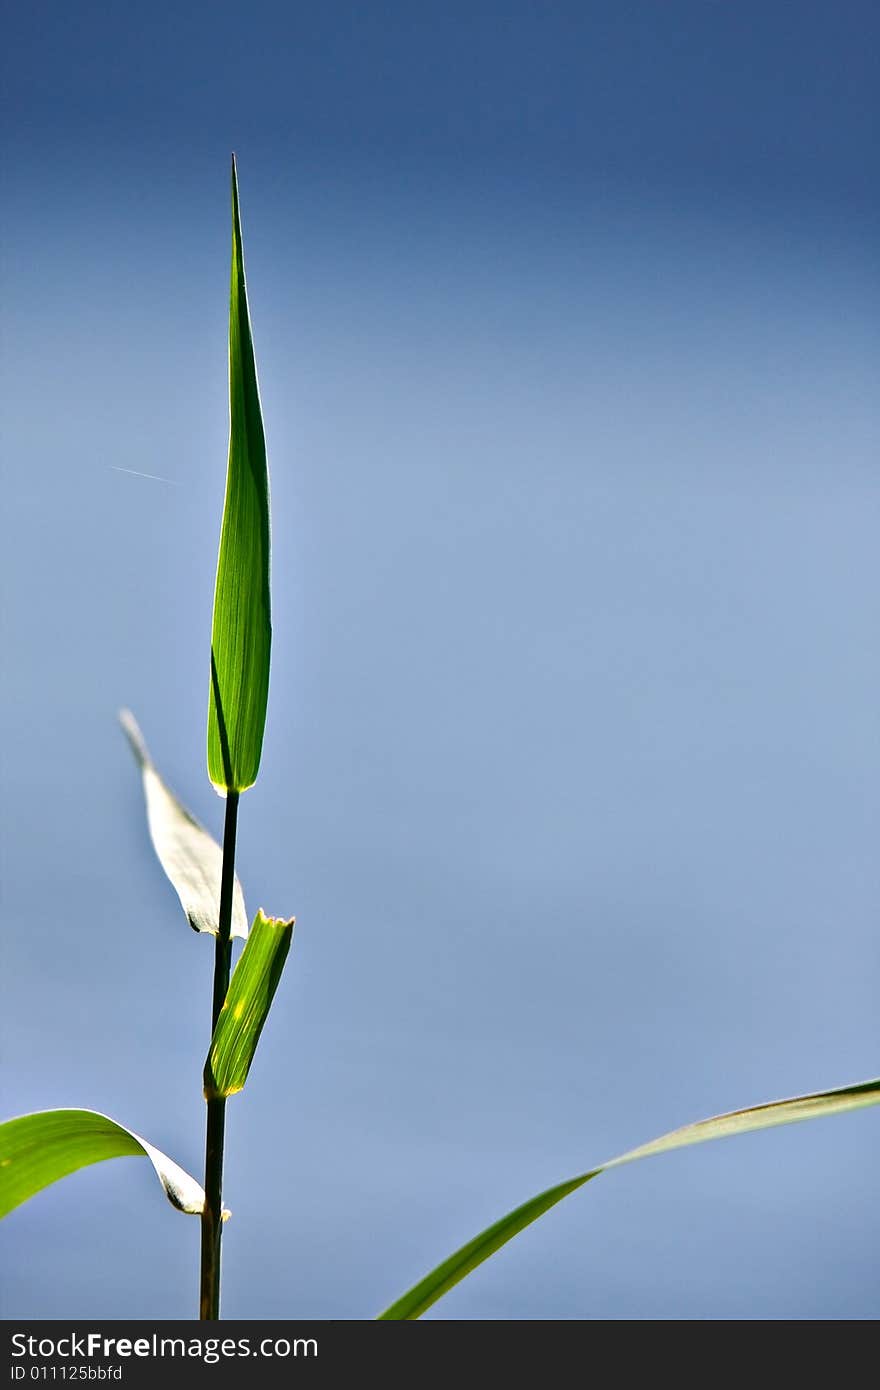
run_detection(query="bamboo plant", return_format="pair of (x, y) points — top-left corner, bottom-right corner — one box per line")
(1, 159), (877, 1321)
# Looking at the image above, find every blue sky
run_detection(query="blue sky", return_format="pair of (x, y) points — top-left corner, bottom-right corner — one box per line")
(2, 1), (878, 1319)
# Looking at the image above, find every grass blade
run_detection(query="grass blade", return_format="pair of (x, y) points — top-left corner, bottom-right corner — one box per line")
(207, 154), (271, 794)
(377, 1076), (880, 1319)
(120, 710), (248, 939)
(0, 1109), (205, 1218)
(204, 910), (294, 1099)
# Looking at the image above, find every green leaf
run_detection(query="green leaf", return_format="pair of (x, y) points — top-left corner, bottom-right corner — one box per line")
(207, 154), (272, 794)
(205, 910), (294, 1099)
(0, 1109), (205, 1218)
(120, 710), (248, 940)
(377, 1076), (880, 1320)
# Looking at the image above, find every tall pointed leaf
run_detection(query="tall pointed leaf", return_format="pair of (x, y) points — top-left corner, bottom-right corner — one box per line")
(377, 1076), (880, 1319)
(120, 710), (248, 939)
(205, 910), (294, 1099)
(0, 1110), (205, 1218)
(207, 155), (272, 794)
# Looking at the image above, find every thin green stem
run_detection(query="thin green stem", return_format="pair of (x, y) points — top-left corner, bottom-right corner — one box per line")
(199, 790), (239, 1321)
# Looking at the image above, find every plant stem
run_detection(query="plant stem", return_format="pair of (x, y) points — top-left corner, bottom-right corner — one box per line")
(199, 789), (239, 1320)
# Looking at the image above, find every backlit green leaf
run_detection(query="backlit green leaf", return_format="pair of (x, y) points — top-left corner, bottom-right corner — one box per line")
(120, 710), (248, 939)
(377, 1076), (880, 1319)
(0, 1109), (204, 1218)
(205, 910), (294, 1099)
(207, 155), (272, 794)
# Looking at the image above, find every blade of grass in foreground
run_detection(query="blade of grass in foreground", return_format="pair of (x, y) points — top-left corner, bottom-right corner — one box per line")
(207, 154), (271, 794)
(120, 710), (248, 939)
(377, 1077), (880, 1319)
(205, 911), (294, 1099)
(0, 1109), (205, 1218)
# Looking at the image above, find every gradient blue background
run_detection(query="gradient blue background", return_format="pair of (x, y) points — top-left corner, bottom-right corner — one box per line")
(3, 1), (878, 1320)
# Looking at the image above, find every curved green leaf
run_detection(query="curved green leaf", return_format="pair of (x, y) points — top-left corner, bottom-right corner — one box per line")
(120, 710), (248, 939)
(378, 1076), (880, 1319)
(205, 910), (294, 1099)
(0, 1109), (205, 1218)
(207, 154), (272, 794)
